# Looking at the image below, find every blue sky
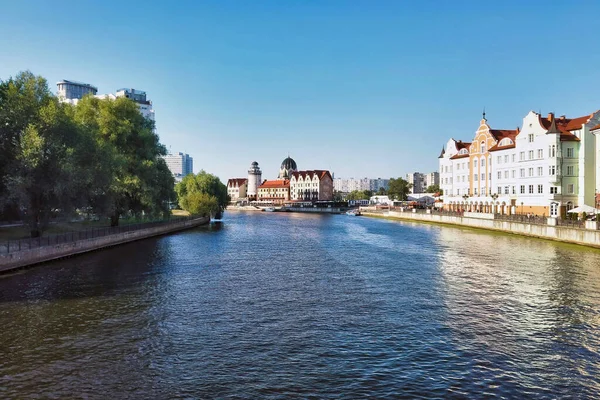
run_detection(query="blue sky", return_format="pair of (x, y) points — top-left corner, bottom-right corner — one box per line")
(1, 1), (599, 182)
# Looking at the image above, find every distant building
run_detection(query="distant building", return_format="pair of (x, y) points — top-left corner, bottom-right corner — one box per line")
(333, 177), (370, 193)
(57, 80), (98, 101)
(97, 88), (155, 122)
(258, 180), (290, 204)
(247, 161), (262, 200)
(370, 178), (390, 192)
(227, 178), (248, 201)
(162, 152), (193, 182)
(289, 170), (334, 201)
(369, 195), (392, 205)
(406, 172), (438, 193)
(278, 156), (298, 180)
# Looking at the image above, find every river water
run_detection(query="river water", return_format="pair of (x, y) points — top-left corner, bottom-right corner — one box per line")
(1, 212), (600, 398)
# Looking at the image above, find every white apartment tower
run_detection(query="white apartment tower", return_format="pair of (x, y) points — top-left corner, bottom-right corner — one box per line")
(162, 152), (193, 182)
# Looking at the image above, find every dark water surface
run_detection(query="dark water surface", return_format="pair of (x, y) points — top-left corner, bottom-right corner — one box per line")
(1, 212), (600, 399)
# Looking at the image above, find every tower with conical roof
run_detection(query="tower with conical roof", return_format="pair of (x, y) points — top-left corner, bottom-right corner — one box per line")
(247, 161), (262, 200)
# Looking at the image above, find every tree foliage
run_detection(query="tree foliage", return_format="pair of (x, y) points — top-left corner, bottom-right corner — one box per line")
(426, 184), (441, 194)
(175, 171), (229, 217)
(387, 177), (412, 201)
(346, 190), (373, 200)
(0, 71), (175, 235)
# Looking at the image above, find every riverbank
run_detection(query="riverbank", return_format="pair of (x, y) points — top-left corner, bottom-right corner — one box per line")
(0, 216), (210, 273)
(363, 210), (600, 249)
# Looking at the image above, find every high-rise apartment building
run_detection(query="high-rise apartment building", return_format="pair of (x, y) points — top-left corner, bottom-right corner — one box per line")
(162, 152), (193, 182)
(56, 80), (98, 101)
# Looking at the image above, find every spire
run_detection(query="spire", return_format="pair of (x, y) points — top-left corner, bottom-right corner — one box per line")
(482, 107), (486, 121)
(438, 146), (446, 158)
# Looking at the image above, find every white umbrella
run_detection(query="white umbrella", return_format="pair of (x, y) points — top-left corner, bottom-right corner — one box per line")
(567, 204), (599, 214)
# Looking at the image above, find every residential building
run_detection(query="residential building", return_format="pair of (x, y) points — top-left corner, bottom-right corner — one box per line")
(333, 178), (374, 193)
(162, 152), (193, 182)
(227, 178), (248, 201)
(57, 80), (98, 101)
(593, 124), (600, 208)
(425, 172), (439, 188)
(440, 110), (600, 217)
(247, 161), (262, 200)
(97, 88), (155, 122)
(406, 172), (438, 193)
(289, 170), (334, 201)
(257, 180), (290, 204)
(370, 178), (390, 192)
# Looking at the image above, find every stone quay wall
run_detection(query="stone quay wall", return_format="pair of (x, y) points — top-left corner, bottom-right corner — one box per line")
(364, 210), (600, 249)
(0, 216), (210, 273)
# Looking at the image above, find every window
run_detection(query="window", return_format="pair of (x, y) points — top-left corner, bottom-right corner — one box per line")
(529, 185), (534, 194)
(520, 152), (525, 161)
(457, 189), (460, 195)
(549, 145), (556, 158)
(497, 186), (502, 194)
(489, 173), (491, 180)
(528, 134), (534, 142)
(550, 187), (558, 194)
(520, 168), (525, 178)
(537, 167), (543, 176)
(520, 185), (525, 194)
(497, 171), (502, 179)
(528, 150), (534, 160)
(474, 159), (478, 168)
(504, 186), (509, 194)
(474, 173), (478, 181)
(497, 156), (502, 164)
(504, 170), (509, 179)
(549, 165), (556, 175)
(567, 165), (574, 176)
(512, 186), (516, 194)
(537, 184), (543, 194)
(481, 173), (485, 181)
(481, 158), (486, 167)
(481, 142), (486, 153)
(567, 184), (574, 194)
(512, 170), (516, 178)
(474, 188), (478, 195)
(512, 154), (515, 162)
(504, 155), (509, 163)
(537, 149), (543, 159)
(567, 148), (574, 158)
(528, 168), (534, 177)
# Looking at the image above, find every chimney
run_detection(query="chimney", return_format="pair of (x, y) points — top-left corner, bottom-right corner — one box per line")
(560, 115), (566, 121)
(547, 112), (554, 121)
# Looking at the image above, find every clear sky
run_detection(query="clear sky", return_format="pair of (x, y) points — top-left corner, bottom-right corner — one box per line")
(1, 1), (599, 182)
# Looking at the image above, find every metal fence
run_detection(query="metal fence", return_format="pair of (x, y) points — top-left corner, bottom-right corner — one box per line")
(556, 218), (586, 229)
(0, 216), (195, 255)
(494, 213), (548, 226)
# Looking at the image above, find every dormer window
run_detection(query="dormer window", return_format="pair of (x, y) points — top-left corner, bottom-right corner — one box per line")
(480, 141), (486, 153)
(498, 138), (513, 147)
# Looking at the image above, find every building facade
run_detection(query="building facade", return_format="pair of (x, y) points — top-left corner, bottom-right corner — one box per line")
(257, 180), (290, 204)
(227, 178), (248, 201)
(57, 80), (98, 101)
(440, 110), (600, 217)
(406, 172), (438, 193)
(247, 161), (262, 200)
(162, 152), (193, 182)
(289, 170), (334, 201)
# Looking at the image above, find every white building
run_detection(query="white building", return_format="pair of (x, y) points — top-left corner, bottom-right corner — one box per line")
(247, 161), (262, 200)
(440, 110), (600, 217)
(57, 80), (98, 101)
(162, 152), (193, 182)
(97, 88), (155, 122)
(406, 172), (438, 193)
(370, 178), (390, 192)
(333, 177), (377, 193)
(227, 178), (248, 201)
(289, 170), (334, 201)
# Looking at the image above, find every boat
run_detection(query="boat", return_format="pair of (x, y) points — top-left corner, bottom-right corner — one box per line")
(346, 209), (361, 216)
(263, 207), (276, 212)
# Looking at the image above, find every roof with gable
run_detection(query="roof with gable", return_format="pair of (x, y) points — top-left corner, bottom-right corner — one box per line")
(449, 140), (471, 160)
(438, 147), (445, 158)
(258, 179), (290, 189)
(290, 170), (333, 181)
(537, 112), (596, 141)
(227, 178), (248, 187)
(488, 128), (519, 152)
(590, 123), (600, 131)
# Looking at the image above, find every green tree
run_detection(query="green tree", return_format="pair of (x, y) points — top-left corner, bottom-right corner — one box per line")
(425, 184), (442, 194)
(377, 187), (387, 195)
(388, 177), (412, 201)
(346, 190), (373, 201)
(0, 72), (95, 236)
(72, 95), (174, 225)
(175, 171), (229, 217)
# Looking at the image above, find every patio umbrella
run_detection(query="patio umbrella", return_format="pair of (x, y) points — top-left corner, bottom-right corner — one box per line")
(566, 204), (599, 214)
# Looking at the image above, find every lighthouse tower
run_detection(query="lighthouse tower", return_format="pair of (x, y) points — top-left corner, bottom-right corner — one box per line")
(247, 161), (262, 200)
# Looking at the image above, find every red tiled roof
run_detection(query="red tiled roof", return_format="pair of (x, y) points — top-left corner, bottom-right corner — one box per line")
(538, 113), (592, 141)
(227, 178), (247, 187)
(258, 179), (290, 189)
(591, 123), (600, 131)
(449, 153), (470, 160)
(489, 129), (518, 142)
(291, 170), (332, 181)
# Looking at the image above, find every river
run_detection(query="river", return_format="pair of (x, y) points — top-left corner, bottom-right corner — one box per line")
(1, 212), (600, 398)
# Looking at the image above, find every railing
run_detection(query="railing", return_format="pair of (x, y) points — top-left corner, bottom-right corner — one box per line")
(556, 218), (586, 229)
(494, 213), (547, 226)
(0, 216), (196, 255)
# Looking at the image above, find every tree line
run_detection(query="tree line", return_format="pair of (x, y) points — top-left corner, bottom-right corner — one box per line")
(0, 71), (227, 237)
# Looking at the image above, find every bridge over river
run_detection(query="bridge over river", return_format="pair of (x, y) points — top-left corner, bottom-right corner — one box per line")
(1, 212), (600, 398)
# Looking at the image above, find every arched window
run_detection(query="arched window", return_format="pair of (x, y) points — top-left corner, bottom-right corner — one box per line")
(474, 159), (478, 168)
(481, 158), (486, 167)
(499, 138), (513, 147)
(459, 149), (468, 155)
(480, 141), (486, 153)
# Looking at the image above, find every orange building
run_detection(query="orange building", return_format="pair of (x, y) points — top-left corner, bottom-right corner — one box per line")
(257, 179), (290, 204)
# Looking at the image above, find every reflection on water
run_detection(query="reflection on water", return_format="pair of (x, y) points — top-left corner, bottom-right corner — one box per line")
(1, 212), (600, 398)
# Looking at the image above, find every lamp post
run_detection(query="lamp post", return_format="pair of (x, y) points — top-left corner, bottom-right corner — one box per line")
(521, 201), (524, 215)
(462, 194), (469, 213)
(491, 193), (498, 214)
